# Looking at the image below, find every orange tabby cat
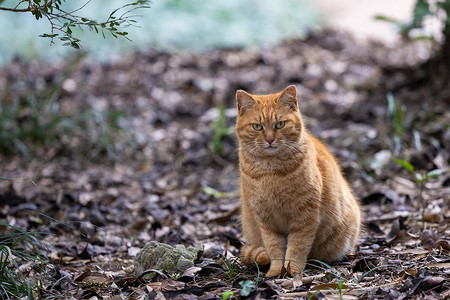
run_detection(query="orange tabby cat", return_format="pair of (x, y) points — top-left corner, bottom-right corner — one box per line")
(236, 85), (361, 277)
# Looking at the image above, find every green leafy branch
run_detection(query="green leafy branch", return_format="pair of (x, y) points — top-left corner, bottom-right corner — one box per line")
(375, 0), (450, 40)
(386, 93), (405, 155)
(210, 104), (234, 155)
(394, 158), (448, 212)
(0, 0), (150, 48)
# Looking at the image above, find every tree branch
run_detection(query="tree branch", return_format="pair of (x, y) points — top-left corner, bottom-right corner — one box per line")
(0, 0), (52, 12)
(0, 6), (31, 12)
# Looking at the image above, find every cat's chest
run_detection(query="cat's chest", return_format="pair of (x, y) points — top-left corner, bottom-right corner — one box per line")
(243, 173), (309, 214)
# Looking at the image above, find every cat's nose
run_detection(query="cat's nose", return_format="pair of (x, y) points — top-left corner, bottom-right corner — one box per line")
(266, 136), (275, 145)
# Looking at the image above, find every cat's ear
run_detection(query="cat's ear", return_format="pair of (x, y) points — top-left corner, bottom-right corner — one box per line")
(236, 90), (256, 116)
(278, 85), (298, 111)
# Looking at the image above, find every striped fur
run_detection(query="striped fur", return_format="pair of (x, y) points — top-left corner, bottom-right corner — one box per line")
(240, 244), (270, 266)
(236, 85), (361, 277)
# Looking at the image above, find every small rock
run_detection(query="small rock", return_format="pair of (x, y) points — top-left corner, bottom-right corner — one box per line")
(134, 241), (203, 276)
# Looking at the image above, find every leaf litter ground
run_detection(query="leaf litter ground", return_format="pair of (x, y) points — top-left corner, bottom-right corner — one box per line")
(0, 29), (449, 299)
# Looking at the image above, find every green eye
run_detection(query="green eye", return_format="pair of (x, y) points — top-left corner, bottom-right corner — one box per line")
(252, 123), (263, 131)
(275, 121), (285, 129)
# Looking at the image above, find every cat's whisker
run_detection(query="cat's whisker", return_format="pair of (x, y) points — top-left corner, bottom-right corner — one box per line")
(282, 142), (305, 157)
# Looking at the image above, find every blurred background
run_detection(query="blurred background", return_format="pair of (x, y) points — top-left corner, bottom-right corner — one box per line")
(0, 0), (416, 65)
(1, 1), (449, 298)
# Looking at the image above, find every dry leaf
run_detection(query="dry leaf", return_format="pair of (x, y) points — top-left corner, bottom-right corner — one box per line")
(182, 266), (202, 276)
(292, 273), (303, 289)
(311, 282), (350, 291)
(437, 240), (450, 255)
(422, 214), (442, 223)
(399, 268), (418, 278)
(426, 262), (450, 268)
(421, 228), (439, 249)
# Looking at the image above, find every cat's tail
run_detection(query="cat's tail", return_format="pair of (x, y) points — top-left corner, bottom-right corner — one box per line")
(240, 244), (270, 266)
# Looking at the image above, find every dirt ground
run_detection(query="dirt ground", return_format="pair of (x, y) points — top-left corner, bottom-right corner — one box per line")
(1, 29), (449, 299)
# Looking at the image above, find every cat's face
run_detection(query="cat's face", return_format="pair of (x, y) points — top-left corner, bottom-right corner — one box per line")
(236, 85), (303, 157)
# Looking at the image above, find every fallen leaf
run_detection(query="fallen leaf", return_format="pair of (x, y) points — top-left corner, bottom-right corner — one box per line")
(74, 270), (92, 282)
(210, 204), (240, 225)
(421, 228), (439, 249)
(265, 280), (281, 291)
(161, 282), (227, 298)
(366, 221), (385, 235)
(427, 262), (450, 268)
(422, 214), (442, 223)
(311, 282), (350, 291)
(280, 279), (293, 288)
(279, 263), (288, 278)
(75, 270), (112, 284)
(136, 269), (168, 282)
(437, 240), (450, 255)
(182, 266), (202, 276)
(146, 281), (164, 292)
(292, 273), (303, 289)
(399, 273), (446, 295)
(76, 241), (94, 259)
(419, 276), (445, 293)
(399, 268), (418, 278)
(386, 218), (417, 244)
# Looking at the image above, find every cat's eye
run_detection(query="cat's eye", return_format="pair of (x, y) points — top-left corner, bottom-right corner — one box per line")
(252, 123), (263, 131)
(275, 121), (285, 129)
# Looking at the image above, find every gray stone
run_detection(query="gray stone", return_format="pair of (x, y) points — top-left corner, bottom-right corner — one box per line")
(134, 241), (203, 276)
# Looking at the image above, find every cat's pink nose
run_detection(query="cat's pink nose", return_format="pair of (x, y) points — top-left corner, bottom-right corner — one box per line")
(266, 137), (275, 144)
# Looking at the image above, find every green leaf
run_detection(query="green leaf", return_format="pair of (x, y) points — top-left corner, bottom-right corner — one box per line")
(39, 33), (58, 38)
(375, 15), (415, 36)
(386, 93), (404, 138)
(411, 35), (434, 41)
(239, 280), (256, 297)
(33, 10), (42, 20)
(374, 15), (402, 25)
(202, 186), (227, 198)
(437, 0), (450, 31)
(437, 0), (450, 13)
(425, 169), (449, 180)
(222, 291), (234, 300)
(413, 0), (432, 28)
(71, 42), (81, 49)
(393, 158), (415, 174)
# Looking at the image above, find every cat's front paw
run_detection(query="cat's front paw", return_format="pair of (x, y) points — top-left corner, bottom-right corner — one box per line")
(285, 261), (304, 276)
(265, 263), (284, 277)
(265, 268), (280, 278)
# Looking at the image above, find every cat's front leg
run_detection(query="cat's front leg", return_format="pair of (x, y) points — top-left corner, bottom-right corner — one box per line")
(284, 214), (319, 275)
(258, 223), (286, 277)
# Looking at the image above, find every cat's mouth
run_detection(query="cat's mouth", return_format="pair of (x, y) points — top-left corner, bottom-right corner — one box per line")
(263, 144), (280, 152)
